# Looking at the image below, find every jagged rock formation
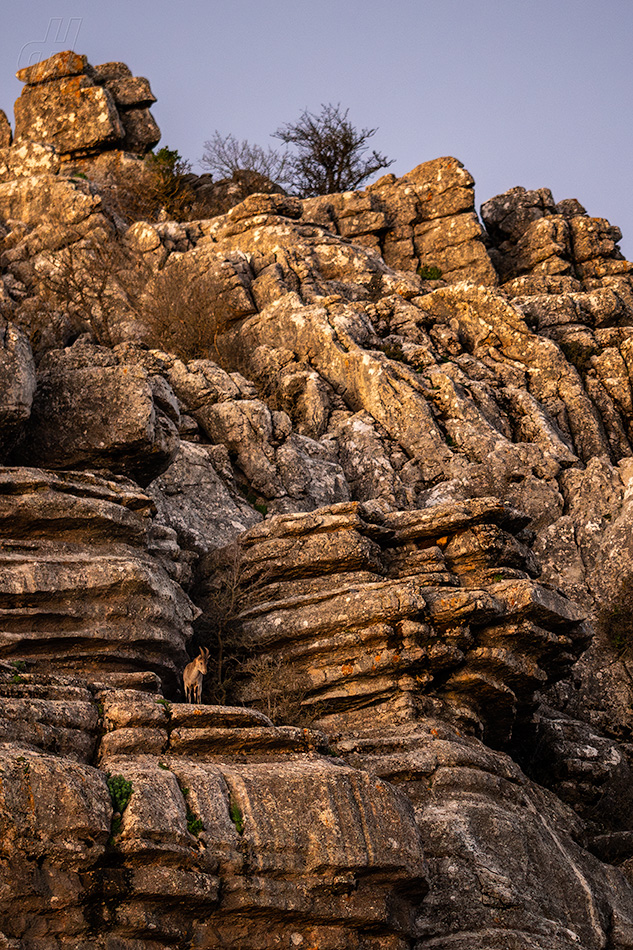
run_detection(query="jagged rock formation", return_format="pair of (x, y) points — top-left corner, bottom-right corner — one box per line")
(201, 499), (587, 747)
(1, 50), (633, 948)
(13, 51), (159, 159)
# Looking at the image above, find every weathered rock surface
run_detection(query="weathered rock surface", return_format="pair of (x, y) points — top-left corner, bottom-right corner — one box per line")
(201, 500), (587, 748)
(10, 342), (179, 484)
(0, 468), (196, 689)
(0, 668), (428, 948)
(0, 111), (11, 149)
(3, 49), (633, 950)
(13, 50), (160, 159)
(0, 317), (35, 458)
(341, 721), (633, 950)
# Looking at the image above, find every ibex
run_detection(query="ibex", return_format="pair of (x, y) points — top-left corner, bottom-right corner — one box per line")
(183, 647), (210, 704)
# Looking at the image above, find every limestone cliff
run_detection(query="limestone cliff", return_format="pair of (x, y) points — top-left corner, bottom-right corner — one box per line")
(1, 51), (633, 949)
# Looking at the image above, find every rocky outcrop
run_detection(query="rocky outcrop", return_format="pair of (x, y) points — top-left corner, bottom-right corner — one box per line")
(3, 50), (633, 950)
(481, 185), (632, 289)
(13, 51), (159, 159)
(303, 156), (498, 285)
(342, 721), (633, 950)
(10, 343), (180, 484)
(200, 499), (587, 747)
(0, 468), (196, 690)
(0, 668), (428, 948)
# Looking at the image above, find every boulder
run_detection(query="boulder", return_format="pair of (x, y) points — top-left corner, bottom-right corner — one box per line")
(11, 343), (179, 484)
(11, 51), (160, 160)
(14, 75), (124, 156)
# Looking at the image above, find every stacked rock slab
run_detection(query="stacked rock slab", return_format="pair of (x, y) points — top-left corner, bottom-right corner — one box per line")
(201, 500), (587, 747)
(302, 156), (498, 285)
(0, 668), (428, 949)
(0, 468), (196, 690)
(12, 50), (160, 159)
(3, 49), (633, 949)
(481, 185), (632, 289)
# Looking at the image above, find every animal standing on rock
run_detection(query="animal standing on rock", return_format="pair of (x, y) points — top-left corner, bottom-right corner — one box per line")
(183, 647), (210, 703)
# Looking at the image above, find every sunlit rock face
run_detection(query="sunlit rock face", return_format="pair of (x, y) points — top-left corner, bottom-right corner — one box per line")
(13, 50), (159, 158)
(1, 49), (633, 950)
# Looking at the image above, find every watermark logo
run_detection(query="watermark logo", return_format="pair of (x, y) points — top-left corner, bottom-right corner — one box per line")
(17, 18), (83, 71)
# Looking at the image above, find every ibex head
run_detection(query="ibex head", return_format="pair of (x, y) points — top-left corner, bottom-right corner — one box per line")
(195, 646), (210, 672)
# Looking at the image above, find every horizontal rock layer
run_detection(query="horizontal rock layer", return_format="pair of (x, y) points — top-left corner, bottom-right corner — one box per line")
(0, 468), (196, 690)
(0, 668), (427, 948)
(198, 500), (587, 747)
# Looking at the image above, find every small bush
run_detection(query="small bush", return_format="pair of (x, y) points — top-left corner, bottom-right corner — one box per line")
(35, 222), (232, 361)
(94, 147), (195, 225)
(239, 486), (268, 516)
(417, 264), (443, 280)
(229, 798), (244, 835)
(140, 256), (228, 361)
(241, 654), (312, 725)
(179, 784), (204, 836)
(378, 342), (407, 363)
(107, 773), (133, 813)
(187, 813), (203, 836)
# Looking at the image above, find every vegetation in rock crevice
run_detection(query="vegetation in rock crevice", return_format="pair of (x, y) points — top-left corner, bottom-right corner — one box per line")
(106, 773), (133, 840)
(228, 796), (244, 835)
(597, 575), (633, 661)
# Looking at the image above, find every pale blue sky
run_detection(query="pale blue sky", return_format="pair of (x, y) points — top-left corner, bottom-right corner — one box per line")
(1, 0), (632, 257)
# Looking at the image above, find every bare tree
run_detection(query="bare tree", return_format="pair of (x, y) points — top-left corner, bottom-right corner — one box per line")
(201, 106), (393, 198)
(274, 103), (394, 196)
(200, 132), (292, 187)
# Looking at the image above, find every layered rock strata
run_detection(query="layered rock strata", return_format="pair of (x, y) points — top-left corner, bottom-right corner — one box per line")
(2, 49), (633, 949)
(0, 468), (196, 690)
(202, 500), (587, 747)
(0, 668), (428, 949)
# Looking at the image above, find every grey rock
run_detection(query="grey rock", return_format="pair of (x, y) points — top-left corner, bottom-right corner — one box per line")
(0, 318), (36, 459)
(12, 343), (179, 484)
(147, 440), (262, 554)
